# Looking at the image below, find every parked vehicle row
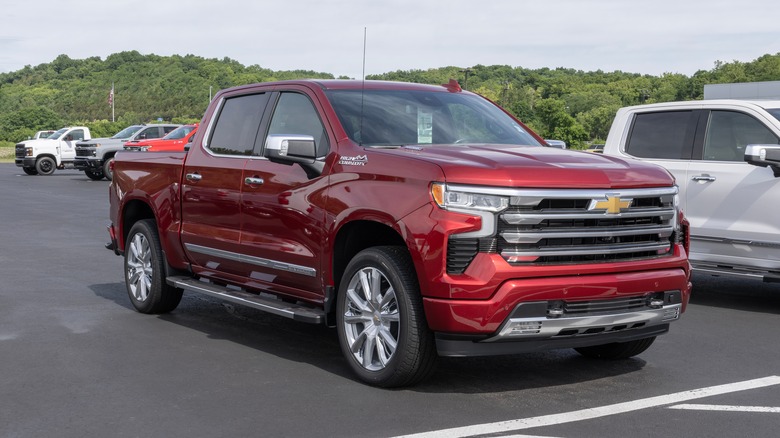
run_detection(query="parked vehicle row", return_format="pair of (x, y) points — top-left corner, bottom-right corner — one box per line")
(14, 123), (190, 180)
(74, 124), (180, 180)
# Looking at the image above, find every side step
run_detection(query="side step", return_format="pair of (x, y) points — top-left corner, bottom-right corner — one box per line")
(166, 275), (326, 324)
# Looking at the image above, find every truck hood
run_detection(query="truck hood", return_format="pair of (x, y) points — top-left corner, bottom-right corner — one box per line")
(16, 139), (56, 148)
(77, 137), (114, 145)
(375, 144), (675, 188)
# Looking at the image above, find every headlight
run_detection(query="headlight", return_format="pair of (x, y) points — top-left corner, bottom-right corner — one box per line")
(25, 147), (33, 157)
(431, 183), (509, 212)
(431, 183), (509, 238)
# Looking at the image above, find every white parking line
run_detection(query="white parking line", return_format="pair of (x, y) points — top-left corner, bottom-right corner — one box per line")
(396, 376), (780, 438)
(669, 404), (780, 413)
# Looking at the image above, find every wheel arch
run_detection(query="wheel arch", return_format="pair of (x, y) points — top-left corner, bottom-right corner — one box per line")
(332, 220), (407, 294)
(121, 199), (156, 249)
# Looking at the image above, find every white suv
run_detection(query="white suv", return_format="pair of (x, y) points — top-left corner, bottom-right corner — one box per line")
(603, 99), (780, 283)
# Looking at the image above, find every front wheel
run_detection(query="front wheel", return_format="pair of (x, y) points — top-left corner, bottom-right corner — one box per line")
(575, 337), (656, 359)
(103, 157), (114, 181)
(85, 169), (104, 181)
(336, 246), (437, 387)
(35, 157), (56, 175)
(124, 219), (183, 314)
(22, 167), (38, 175)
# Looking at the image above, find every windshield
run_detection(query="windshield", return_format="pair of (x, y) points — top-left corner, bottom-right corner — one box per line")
(111, 126), (143, 139)
(767, 108), (780, 122)
(325, 89), (542, 147)
(47, 128), (68, 140)
(163, 125), (196, 140)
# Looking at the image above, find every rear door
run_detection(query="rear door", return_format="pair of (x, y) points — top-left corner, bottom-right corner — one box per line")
(180, 90), (272, 278)
(623, 109), (702, 204)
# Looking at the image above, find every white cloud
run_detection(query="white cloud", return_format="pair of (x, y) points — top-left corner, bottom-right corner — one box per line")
(1, 0), (778, 78)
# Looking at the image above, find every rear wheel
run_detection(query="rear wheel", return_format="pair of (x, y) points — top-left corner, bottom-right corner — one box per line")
(85, 169), (104, 180)
(336, 246), (437, 387)
(22, 167), (38, 175)
(35, 157), (56, 175)
(575, 337), (656, 359)
(124, 219), (183, 314)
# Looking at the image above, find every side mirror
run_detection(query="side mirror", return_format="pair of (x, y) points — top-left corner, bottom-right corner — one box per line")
(265, 134), (317, 164)
(264, 134), (324, 178)
(745, 144), (780, 177)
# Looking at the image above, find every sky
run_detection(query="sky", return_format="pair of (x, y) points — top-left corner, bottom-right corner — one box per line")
(2, 0), (779, 80)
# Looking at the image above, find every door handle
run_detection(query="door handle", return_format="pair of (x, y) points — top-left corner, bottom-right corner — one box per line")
(692, 174), (716, 183)
(185, 173), (202, 182)
(244, 177), (264, 186)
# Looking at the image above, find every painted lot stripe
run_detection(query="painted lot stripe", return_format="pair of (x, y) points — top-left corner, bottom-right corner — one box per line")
(396, 376), (780, 438)
(669, 404), (780, 413)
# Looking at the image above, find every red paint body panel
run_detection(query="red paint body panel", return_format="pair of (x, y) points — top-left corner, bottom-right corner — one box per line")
(108, 79), (691, 338)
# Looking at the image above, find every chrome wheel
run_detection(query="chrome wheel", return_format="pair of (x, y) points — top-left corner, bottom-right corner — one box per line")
(342, 267), (400, 371)
(126, 232), (153, 302)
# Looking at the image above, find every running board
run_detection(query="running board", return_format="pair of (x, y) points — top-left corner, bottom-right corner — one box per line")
(166, 276), (326, 324)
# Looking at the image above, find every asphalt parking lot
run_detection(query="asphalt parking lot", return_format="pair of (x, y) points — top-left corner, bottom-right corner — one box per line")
(1, 164), (778, 438)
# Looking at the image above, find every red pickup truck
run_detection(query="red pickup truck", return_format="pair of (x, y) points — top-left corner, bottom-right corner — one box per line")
(107, 79), (691, 387)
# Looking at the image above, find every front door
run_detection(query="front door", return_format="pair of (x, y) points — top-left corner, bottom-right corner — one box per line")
(239, 90), (331, 302)
(685, 109), (780, 268)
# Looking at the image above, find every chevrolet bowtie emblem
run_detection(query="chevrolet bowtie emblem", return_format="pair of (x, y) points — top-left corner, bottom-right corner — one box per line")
(592, 195), (631, 214)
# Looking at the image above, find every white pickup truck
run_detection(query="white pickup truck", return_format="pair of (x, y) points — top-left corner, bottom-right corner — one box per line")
(15, 127), (92, 176)
(603, 99), (780, 283)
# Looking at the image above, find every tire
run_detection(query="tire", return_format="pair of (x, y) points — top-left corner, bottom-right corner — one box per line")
(575, 337), (656, 360)
(336, 246), (437, 387)
(124, 219), (183, 314)
(103, 157), (114, 181)
(35, 157), (56, 175)
(22, 167), (38, 175)
(85, 169), (104, 181)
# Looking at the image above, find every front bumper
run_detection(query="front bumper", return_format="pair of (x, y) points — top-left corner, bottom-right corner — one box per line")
(423, 267), (691, 356)
(15, 158), (36, 167)
(73, 157), (102, 170)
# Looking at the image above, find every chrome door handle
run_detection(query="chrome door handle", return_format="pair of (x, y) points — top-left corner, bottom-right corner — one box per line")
(692, 174), (716, 183)
(185, 173), (202, 182)
(244, 177), (264, 185)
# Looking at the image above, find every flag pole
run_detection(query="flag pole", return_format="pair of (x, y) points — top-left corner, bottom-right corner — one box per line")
(109, 83), (115, 122)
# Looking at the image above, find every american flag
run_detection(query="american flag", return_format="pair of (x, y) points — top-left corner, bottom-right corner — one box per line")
(108, 85), (114, 106)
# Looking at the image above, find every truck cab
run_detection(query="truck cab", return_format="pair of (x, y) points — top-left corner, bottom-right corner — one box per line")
(603, 99), (780, 282)
(15, 127), (91, 175)
(75, 124), (180, 180)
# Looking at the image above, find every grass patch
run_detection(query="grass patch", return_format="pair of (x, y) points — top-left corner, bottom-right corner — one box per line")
(0, 145), (14, 163)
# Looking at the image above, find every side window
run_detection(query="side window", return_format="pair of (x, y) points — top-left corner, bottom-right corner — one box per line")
(70, 129), (85, 141)
(143, 127), (164, 140)
(207, 93), (269, 156)
(626, 111), (694, 159)
(163, 126), (177, 135)
(267, 93), (329, 157)
(703, 111), (779, 161)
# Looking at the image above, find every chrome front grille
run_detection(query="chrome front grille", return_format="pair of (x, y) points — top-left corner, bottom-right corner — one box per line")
(498, 187), (678, 265)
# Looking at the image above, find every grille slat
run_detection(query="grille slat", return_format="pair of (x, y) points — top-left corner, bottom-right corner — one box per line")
(498, 187), (678, 265)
